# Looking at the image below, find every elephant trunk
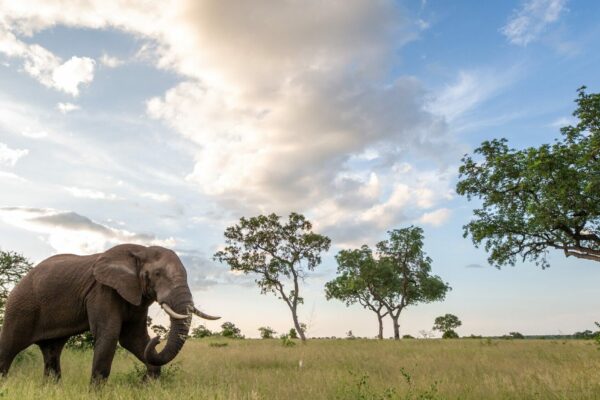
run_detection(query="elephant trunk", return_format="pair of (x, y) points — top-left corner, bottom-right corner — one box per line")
(144, 286), (193, 367)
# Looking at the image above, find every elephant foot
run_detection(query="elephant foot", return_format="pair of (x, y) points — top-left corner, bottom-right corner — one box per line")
(143, 365), (161, 381)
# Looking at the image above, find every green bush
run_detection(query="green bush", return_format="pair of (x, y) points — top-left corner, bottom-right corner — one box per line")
(65, 331), (95, 350)
(442, 330), (459, 339)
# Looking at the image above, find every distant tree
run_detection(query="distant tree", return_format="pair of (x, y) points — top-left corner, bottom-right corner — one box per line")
(325, 246), (390, 339)
(289, 328), (298, 339)
(574, 330), (595, 339)
(376, 227), (451, 339)
(433, 314), (462, 338)
(345, 330), (355, 339)
(214, 212), (331, 342)
(508, 331), (525, 339)
(191, 324), (212, 339)
(258, 326), (276, 339)
(418, 330), (434, 339)
(457, 88), (600, 268)
(221, 322), (244, 339)
(151, 324), (169, 339)
(402, 334), (415, 339)
(0, 250), (33, 325)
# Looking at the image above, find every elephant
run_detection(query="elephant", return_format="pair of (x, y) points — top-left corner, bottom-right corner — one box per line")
(0, 243), (219, 383)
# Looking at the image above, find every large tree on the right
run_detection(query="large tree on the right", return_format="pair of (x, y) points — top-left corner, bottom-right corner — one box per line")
(457, 87), (600, 268)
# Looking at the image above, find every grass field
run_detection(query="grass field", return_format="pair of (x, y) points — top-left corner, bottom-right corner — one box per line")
(2, 338), (600, 399)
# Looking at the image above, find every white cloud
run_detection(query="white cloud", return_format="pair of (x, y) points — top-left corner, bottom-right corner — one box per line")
(51, 56), (95, 96)
(549, 116), (577, 128)
(0, 170), (26, 181)
(427, 69), (518, 123)
(99, 53), (123, 68)
(0, 142), (28, 166)
(56, 102), (80, 114)
(501, 0), (567, 46)
(141, 192), (172, 202)
(417, 208), (451, 227)
(0, 1), (458, 244)
(64, 186), (118, 200)
(0, 27), (95, 95)
(0, 207), (175, 254)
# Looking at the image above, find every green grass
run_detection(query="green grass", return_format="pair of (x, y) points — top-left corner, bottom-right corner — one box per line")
(2, 338), (600, 399)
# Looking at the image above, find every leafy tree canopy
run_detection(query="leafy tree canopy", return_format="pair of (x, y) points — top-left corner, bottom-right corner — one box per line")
(376, 227), (450, 309)
(457, 87), (600, 267)
(214, 212), (330, 341)
(191, 324), (213, 339)
(325, 246), (389, 312)
(0, 250), (33, 324)
(433, 314), (462, 333)
(258, 326), (276, 339)
(220, 322), (244, 339)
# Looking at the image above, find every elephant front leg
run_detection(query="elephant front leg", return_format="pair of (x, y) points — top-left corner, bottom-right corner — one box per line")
(119, 322), (161, 380)
(90, 333), (119, 384)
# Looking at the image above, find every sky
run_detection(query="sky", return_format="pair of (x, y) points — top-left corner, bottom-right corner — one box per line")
(1, 0), (600, 339)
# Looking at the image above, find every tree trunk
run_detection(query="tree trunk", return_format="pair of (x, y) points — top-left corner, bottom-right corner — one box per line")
(391, 315), (400, 340)
(291, 308), (306, 342)
(377, 314), (384, 340)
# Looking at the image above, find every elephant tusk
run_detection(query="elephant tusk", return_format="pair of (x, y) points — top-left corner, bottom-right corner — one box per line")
(160, 303), (189, 320)
(193, 306), (221, 320)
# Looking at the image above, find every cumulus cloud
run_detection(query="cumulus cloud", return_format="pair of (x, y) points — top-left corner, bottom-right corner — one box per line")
(0, 142), (28, 166)
(0, 27), (95, 95)
(0, 1), (459, 242)
(501, 0), (567, 46)
(0, 207), (175, 254)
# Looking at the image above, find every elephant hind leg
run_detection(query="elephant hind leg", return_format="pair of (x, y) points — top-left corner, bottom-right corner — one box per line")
(37, 337), (69, 380)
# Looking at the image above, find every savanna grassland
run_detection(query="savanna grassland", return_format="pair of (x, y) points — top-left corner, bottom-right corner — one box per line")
(2, 338), (600, 399)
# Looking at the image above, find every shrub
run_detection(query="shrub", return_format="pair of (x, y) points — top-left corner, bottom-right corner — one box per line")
(191, 324), (212, 338)
(258, 326), (276, 339)
(442, 330), (459, 339)
(221, 322), (244, 339)
(280, 334), (296, 347)
(66, 331), (95, 350)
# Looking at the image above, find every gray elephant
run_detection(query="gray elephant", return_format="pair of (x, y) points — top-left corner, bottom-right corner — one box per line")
(0, 244), (219, 383)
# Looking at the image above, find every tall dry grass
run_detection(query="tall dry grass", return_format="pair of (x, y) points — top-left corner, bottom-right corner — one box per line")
(1, 338), (600, 399)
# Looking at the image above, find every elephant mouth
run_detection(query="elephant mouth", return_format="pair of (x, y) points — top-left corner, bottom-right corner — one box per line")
(160, 303), (221, 320)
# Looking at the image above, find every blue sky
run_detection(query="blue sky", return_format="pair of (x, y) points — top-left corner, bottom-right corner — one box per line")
(1, 0), (600, 338)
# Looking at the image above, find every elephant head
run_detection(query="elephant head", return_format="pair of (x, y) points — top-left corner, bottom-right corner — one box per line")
(92, 244), (219, 366)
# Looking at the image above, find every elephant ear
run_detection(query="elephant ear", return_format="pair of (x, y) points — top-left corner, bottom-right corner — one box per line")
(93, 246), (146, 306)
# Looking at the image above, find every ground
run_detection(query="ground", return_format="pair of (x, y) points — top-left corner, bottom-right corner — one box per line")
(1, 338), (600, 399)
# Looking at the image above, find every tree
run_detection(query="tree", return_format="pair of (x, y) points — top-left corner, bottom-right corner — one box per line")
(214, 212), (331, 342)
(258, 326), (276, 339)
(191, 324), (213, 338)
(220, 322), (244, 339)
(325, 246), (389, 339)
(0, 250), (33, 325)
(289, 328), (298, 339)
(145, 316), (169, 339)
(433, 314), (462, 338)
(376, 227), (451, 339)
(456, 88), (600, 268)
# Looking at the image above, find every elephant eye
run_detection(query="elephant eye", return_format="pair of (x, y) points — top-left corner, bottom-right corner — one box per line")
(154, 270), (161, 277)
